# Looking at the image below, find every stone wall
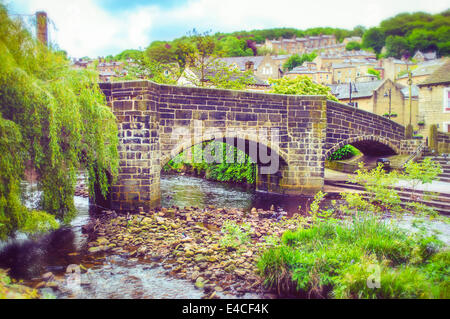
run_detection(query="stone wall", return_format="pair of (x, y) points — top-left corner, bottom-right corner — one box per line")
(100, 81), (161, 212)
(417, 84), (450, 139)
(399, 139), (425, 155)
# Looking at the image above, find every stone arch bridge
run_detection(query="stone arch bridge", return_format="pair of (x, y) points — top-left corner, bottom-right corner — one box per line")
(99, 81), (409, 213)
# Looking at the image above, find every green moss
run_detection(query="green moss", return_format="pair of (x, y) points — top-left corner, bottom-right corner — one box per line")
(406, 124), (414, 139)
(429, 124), (438, 152)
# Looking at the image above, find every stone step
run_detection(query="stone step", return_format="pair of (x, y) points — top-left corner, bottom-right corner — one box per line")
(330, 180), (450, 200)
(325, 180), (450, 215)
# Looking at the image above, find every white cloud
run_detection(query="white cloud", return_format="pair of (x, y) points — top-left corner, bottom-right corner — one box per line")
(156, 0), (449, 31)
(10, 0), (450, 58)
(12, 0), (156, 57)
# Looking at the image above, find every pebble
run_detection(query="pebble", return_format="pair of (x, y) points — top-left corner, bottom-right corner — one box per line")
(86, 204), (307, 297)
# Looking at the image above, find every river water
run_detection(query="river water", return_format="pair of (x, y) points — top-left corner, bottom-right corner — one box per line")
(1, 173), (449, 299)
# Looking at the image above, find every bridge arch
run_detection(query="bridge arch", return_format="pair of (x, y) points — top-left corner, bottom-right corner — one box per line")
(160, 131), (289, 169)
(324, 135), (400, 159)
(161, 133), (290, 194)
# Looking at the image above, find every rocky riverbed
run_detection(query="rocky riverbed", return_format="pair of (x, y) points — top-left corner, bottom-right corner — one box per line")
(84, 206), (308, 299)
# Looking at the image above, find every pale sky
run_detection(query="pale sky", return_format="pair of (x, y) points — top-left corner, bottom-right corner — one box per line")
(7, 0), (450, 58)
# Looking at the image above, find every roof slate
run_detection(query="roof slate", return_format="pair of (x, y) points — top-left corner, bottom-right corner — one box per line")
(418, 59), (450, 86)
(216, 56), (265, 71)
(328, 80), (384, 99)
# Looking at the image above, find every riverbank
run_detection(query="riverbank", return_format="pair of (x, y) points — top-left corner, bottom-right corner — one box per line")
(0, 269), (40, 299)
(85, 206), (304, 299)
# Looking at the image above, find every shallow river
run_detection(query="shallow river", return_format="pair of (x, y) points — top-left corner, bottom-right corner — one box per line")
(1, 174), (449, 299)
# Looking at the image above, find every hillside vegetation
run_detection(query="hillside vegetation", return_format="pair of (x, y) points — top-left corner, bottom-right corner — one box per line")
(109, 9), (449, 63)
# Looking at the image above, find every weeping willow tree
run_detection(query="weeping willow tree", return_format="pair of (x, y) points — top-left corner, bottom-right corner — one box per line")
(0, 5), (119, 239)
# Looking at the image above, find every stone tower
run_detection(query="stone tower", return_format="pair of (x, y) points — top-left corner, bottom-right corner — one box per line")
(36, 11), (48, 46)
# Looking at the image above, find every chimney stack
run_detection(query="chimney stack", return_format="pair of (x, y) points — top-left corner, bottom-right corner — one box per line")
(36, 11), (48, 46)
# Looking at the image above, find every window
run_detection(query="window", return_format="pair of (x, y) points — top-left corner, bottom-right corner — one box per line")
(444, 122), (450, 133)
(444, 88), (450, 113)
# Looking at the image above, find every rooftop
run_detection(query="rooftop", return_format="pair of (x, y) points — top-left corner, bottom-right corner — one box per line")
(418, 58), (450, 86)
(216, 56), (265, 71)
(328, 80), (384, 99)
(398, 58), (447, 80)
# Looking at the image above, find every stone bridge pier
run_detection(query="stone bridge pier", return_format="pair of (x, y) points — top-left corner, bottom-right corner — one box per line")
(99, 81), (406, 213)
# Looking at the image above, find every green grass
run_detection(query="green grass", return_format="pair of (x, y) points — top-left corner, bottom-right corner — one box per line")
(257, 215), (449, 298)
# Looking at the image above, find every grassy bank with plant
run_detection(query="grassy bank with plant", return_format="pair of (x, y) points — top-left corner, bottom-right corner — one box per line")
(257, 159), (449, 299)
(258, 215), (449, 298)
(0, 269), (39, 299)
(163, 141), (257, 185)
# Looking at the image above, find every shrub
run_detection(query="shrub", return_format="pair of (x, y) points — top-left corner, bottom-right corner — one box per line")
(219, 220), (252, 249)
(328, 145), (360, 161)
(164, 141), (257, 185)
(258, 160), (447, 298)
(258, 216), (449, 298)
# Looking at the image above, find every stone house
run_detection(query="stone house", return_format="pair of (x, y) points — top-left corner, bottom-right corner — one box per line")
(341, 50), (377, 60)
(396, 58), (447, 86)
(316, 43), (346, 55)
(265, 35), (337, 55)
(314, 54), (345, 70)
(328, 79), (419, 127)
(332, 64), (357, 84)
(213, 55), (282, 82)
(177, 56), (272, 90)
(284, 66), (333, 85)
(416, 59), (450, 137)
(343, 36), (363, 45)
(72, 58), (93, 69)
(413, 50), (437, 63)
(382, 58), (416, 81)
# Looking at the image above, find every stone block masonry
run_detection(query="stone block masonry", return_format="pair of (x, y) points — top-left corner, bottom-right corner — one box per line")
(100, 81), (407, 213)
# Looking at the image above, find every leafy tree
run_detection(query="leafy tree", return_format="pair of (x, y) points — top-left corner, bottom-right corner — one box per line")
(181, 30), (255, 89)
(146, 41), (178, 64)
(256, 46), (277, 56)
(345, 41), (361, 51)
(362, 27), (385, 53)
(183, 30), (218, 87)
(385, 35), (410, 58)
(269, 76), (338, 101)
(0, 5), (119, 238)
(367, 68), (381, 80)
(206, 60), (255, 90)
(352, 25), (367, 37)
(114, 49), (143, 61)
(408, 29), (438, 53)
(282, 52), (317, 71)
(117, 54), (181, 84)
(217, 36), (253, 57)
